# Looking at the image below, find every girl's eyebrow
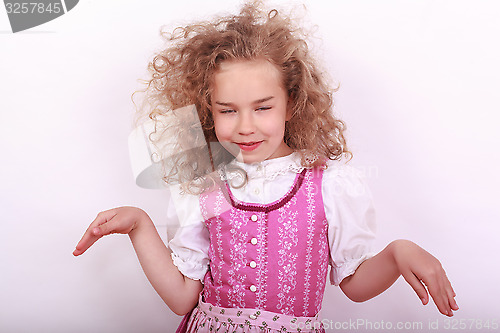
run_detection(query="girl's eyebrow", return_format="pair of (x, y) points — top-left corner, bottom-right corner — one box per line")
(215, 96), (274, 107)
(214, 101), (233, 107)
(254, 96), (274, 104)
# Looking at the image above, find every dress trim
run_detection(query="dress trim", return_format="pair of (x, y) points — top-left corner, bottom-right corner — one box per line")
(221, 169), (307, 213)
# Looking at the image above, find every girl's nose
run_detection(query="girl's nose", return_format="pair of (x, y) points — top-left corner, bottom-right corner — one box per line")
(237, 112), (256, 135)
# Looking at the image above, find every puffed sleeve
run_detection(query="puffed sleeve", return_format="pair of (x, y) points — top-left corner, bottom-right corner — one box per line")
(323, 162), (377, 286)
(167, 184), (210, 281)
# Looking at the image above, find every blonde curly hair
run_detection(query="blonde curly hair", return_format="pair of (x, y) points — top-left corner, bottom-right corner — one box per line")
(137, 1), (350, 193)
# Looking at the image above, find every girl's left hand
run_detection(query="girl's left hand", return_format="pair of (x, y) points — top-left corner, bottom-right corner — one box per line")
(73, 206), (148, 256)
(391, 239), (459, 317)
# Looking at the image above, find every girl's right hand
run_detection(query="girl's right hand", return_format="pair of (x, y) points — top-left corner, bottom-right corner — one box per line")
(73, 206), (149, 256)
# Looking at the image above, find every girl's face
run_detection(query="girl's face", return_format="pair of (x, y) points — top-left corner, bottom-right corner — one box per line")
(211, 59), (293, 164)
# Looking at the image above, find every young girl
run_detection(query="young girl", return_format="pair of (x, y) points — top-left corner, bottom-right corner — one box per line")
(73, 2), (458, 332)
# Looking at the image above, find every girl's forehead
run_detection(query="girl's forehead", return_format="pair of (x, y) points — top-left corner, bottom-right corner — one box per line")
(212, 59), (283, 89)
(209, 60), (288, 106)
(217, 58), (278, 72)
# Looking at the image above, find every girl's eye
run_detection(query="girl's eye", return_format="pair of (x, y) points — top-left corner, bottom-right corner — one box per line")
(256, 106), (271, 111)
(220, 109), (236, 114)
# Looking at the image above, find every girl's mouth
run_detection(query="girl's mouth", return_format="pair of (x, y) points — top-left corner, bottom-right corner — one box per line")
(236, 141), (263, 151)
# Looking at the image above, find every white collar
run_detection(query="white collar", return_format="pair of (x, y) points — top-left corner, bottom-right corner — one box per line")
(223, 152), (305, 182)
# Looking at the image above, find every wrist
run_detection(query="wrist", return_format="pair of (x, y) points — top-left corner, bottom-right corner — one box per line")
(388, 239), (418, 271)
(129, 208), (153, 235)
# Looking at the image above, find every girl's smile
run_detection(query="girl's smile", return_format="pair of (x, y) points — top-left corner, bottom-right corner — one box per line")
(236, 141), (263, 151)
(211, 59), (293, 164)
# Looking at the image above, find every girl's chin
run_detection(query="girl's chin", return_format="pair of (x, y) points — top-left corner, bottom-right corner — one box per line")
(234, 155), (261, 164)
(232, 150), (264, 164)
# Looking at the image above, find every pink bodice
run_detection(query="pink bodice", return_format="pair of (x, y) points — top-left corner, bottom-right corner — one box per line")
(199, 168), (329, 317)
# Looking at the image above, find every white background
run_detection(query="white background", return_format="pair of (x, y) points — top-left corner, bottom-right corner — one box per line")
(1, 0), (499, 332)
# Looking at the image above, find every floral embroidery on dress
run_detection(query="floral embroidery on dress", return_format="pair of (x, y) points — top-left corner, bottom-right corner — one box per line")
(277, 197), (299, 314)
(228, 208), (248, 308)
(315, 218), (329, 311)
(198, 167), (329, 331)
(213, 191), (226, 306)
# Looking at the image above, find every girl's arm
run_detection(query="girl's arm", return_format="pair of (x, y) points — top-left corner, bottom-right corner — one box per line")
(73, 206), (202, 315)
(339, 239), (459, 317)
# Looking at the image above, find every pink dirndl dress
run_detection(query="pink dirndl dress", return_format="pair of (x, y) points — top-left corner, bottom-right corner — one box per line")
(179, 168), (329, 332)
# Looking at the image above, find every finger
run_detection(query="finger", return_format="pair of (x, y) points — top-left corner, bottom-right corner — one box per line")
(425, 274), (454, 317)
(401, 269), (429, 305)
(73, 210), (117, 256)
(427, 283), (452, 316)
(445, 278), (459, 312)
(93, 218), (118, 236)
(433, 271), (458, 316)
(72, 228), (100, 256)
(448, 292), (459, 312)
(449, 292), (459, 311)
(446, 280), (458, 308)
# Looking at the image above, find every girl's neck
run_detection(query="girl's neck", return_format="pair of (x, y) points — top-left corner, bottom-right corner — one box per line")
(233, 150), (296, 166)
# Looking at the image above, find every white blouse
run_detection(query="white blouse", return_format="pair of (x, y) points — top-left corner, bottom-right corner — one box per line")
(168, 152), (376, 286)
